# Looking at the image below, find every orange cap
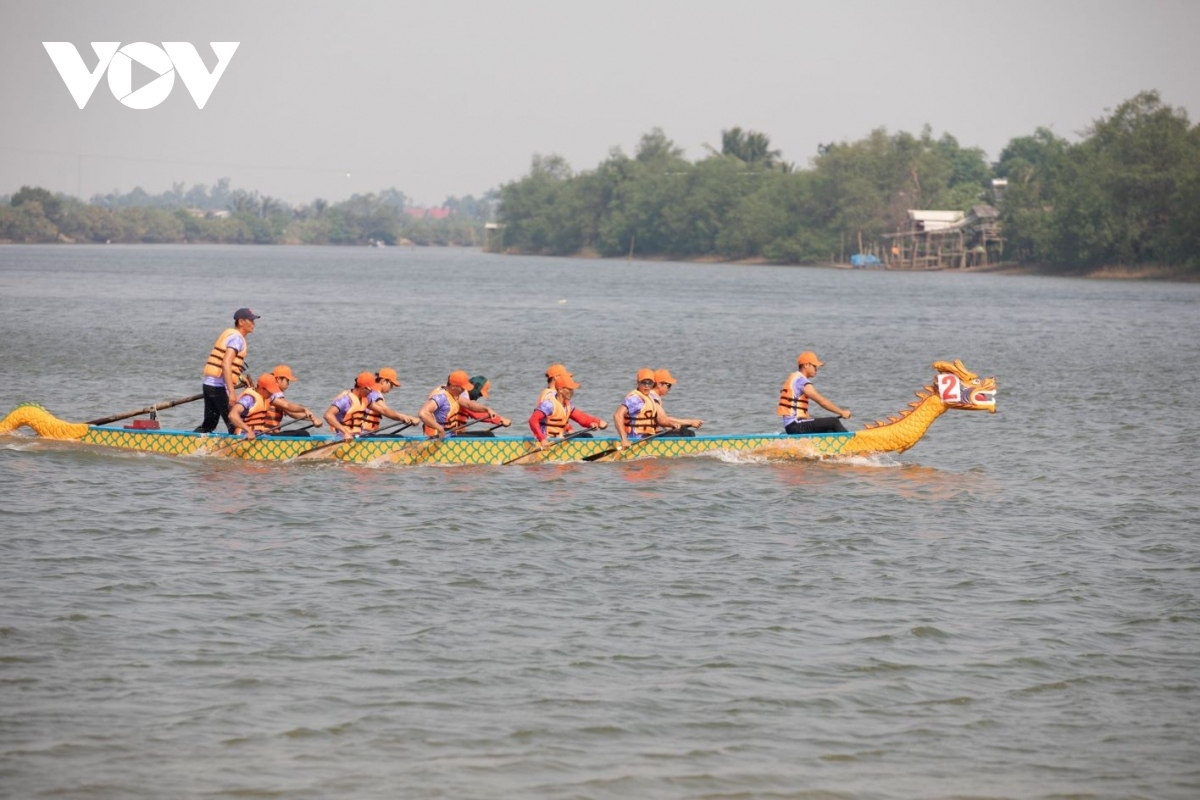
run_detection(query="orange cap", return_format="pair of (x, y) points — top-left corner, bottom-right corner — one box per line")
(545, 363), (569, 379)
(636, 367), (655, 384)
(355, 371), (381, 391)
(256, 373), (282, 395)
(653, 368), (676, 385)
(377, 367), (401, 385)
(797, 351), (825, 367)
(448, 370), (473, 391)
(271, 364), (297, 381)
(554, 373), (580, 390)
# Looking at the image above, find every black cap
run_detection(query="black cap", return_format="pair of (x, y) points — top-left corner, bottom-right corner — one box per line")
(234, 308), (260, 321)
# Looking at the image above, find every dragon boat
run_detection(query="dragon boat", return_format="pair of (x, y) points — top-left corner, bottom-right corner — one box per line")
(0, 361), (996, 465)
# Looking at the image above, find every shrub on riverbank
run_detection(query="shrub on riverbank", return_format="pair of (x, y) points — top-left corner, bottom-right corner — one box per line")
(0, 185), (490, 247)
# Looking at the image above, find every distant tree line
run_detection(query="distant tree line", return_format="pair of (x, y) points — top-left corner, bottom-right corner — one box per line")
(0, 181), (494, 247)
(496, 91), (1199, 271)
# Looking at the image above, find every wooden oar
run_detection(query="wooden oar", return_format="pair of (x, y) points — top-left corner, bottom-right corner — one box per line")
(205, 420), (315, 456)
(360, 413), (493, 442)
(290, 417), (418, 459)
(87, 393), (203, 426)
(291, 413), (435, 461)
(366, 419), (505, 465)
(501, 427), (597, 466)
(265, 420), (317, 436)
(446, 416), (500, 435)
(582, 427), (678, 462)
(361, 420), (419, 438)
(289, 432), (361, 461)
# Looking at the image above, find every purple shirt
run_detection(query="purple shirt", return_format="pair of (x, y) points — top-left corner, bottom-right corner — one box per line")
(331, 393), (354, 422)
(433, 393), (450, 423)
(236, 390), (281, 420)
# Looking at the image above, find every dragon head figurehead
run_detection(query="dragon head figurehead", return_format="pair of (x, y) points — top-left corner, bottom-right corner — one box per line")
(932, 360), (996, 413)
(854, 359), (996, 453)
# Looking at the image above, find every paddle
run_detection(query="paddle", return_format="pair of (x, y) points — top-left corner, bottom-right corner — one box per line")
(361, 420), (419, 438)
(290, 433), (357, 461)
(501, 426), (597, 466)
(377, 415), (494, 438)
(264, 420), (318, 436)
(582, 427), (679, 462)
(447, 415), (505, 435)
(87, 393), (203, 426)
(206, 419), (316, 456)
(290, 417), (420, 459)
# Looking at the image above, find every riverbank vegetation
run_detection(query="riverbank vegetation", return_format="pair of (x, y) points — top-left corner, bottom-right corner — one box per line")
(496, 91), (1199, 273)
(0, 181), (493, 247)
(4, 92), (1197, 273)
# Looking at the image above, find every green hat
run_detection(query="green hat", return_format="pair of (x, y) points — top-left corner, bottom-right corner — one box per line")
(468, 375), (489, 401)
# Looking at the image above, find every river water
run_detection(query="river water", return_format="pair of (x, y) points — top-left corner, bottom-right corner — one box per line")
(2, 244), (1198, 799)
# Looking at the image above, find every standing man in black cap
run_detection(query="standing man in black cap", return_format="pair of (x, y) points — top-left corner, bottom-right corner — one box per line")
(195, 308), (259, 433)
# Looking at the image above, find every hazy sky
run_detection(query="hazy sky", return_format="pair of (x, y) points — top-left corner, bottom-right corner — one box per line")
(3, 0), (1198, 206)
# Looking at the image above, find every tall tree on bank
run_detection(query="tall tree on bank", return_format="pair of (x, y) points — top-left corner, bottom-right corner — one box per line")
(998, 91), (1200, 269)
(1054, 90), (1199, 267)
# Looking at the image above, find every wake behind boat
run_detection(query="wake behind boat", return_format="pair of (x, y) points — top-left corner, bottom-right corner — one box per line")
(1, 361), (996, 465)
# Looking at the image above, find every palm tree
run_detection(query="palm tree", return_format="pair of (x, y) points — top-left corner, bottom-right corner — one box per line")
(720, 127), (783, 169)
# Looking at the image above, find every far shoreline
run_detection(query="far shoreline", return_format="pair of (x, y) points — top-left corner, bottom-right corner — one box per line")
(2, 240), (1195, 282)
(516, 246), (1200, 282)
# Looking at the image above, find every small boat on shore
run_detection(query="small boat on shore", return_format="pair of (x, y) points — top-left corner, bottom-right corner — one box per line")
(1, 361), (996, 465)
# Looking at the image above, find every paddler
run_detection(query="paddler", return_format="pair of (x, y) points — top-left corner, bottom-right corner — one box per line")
(450, 375), (511, 436)
(613, 367), (677, 450)
(779, 350), (852, 434)
(528, 371), (607, 448)
(260, 365), (320, 435)
(419, 370), (500, 439)
(227, 373), (280, 441)
(651, 368), (704, 436)
(360, 367), (421, 433)
(195, 307), (258, 433)
(323, 371), (381, 440)
(534, 364), (570, 412)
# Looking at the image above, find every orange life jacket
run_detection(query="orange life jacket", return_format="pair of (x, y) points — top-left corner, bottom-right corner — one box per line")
(446, 390), (471, 433)
(777, 371), (810, 419)
(202, 328), (247, 382)
(263, 398), (284, 431)
(423, 386), (460, 437)
(542, 391), (571, 438)
(332, 390), (367, 434)
(362, 391), (384, 432)
(650, 391), (666, 431)
(237, 388), (271, 431)
(625, 390), (658, 436)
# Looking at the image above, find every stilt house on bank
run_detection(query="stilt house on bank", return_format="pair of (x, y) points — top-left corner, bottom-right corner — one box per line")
(881, 204), (1003, 269)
